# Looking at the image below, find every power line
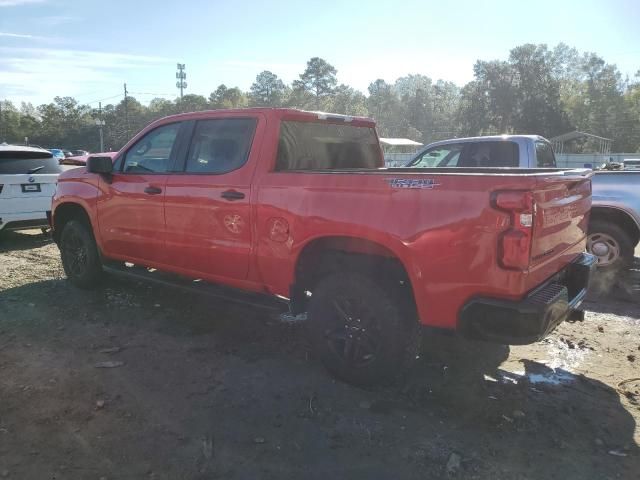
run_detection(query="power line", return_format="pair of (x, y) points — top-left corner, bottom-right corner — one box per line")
(129, 92), (174, 97)
(84, 93), (124, 105)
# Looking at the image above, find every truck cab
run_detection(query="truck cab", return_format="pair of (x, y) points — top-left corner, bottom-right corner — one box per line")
(406, 135), (557, 169)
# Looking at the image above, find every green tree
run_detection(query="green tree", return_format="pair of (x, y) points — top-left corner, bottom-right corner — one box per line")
(249, 71), (286, 106)
(209, 85), (247, 109)
(456, 79), (492, 136)
(431, 81), (461, 141)
(622, 72), (640, 152)
(0, 101), (22, 143)
(292, 57), (337, 109)
(395, 75), (433, 142)
(148, 97), (179, 120)
(509, 44), (569, 136)
(179, 94), (210, 112)
(329, 84), (368, 116)
(560, 53), (629, 150)
(367, 79), (402, 136)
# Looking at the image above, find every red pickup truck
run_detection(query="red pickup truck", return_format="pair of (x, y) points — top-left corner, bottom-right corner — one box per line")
(51, 108), (596, 385)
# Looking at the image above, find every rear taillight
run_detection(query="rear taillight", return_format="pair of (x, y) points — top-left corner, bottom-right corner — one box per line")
(493, 190), (535, 270)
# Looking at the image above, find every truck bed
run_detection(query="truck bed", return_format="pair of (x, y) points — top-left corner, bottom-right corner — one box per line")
(257, 166), (592, 329)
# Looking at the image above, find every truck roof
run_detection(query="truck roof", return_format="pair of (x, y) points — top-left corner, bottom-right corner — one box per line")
(426, 134), (550, 147)
(155, 107), (376, 127)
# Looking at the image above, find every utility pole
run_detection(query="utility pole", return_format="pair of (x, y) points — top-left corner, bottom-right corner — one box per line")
(176, 63), (187, 99)
(123, 82), (130, 139)
(0, 101), (3, 143)
(95, 101), (105, 152)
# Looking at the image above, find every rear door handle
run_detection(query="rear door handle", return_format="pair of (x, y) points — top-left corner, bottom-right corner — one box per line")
(221, 190), (245, 201)
(144, 186), (163, 195)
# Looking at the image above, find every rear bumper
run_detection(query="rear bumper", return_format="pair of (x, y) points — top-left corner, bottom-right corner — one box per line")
(0, 212), (49, 231)
(459, 253), (597, 345)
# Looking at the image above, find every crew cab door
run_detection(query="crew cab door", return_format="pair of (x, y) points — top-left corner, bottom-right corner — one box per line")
(163, 115), (263, 281)
(97, 122), (183, 265)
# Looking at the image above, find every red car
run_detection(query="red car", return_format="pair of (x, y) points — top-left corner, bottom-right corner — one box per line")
(50, 108), (596, 384)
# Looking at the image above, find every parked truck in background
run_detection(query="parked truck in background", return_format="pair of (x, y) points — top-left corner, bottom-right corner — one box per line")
(588, 171), (640, 271)
(51, 109), (595, 385)
(408, 135), (640, 272)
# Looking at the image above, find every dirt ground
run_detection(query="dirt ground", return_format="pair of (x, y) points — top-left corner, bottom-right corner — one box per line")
(1, 230), (639, 480)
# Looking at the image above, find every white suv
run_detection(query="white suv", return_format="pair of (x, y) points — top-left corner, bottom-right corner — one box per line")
(0, 144), (63, 232)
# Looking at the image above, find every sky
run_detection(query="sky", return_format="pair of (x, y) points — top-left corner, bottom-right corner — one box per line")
(1, 0), (639, 107)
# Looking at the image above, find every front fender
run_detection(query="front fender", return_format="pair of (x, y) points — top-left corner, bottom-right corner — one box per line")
(52, 175), (102, 248)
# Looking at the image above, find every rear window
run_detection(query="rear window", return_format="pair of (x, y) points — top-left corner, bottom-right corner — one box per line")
(535, 141), (556, 167)
(0, 150), (63, 174)
(458, 141), (519, 167)
(276, 121), (381, 170)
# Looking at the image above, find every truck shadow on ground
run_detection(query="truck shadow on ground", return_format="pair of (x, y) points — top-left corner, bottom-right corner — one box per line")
(1, 276), (638, 479)
(0, 229), (52, 253)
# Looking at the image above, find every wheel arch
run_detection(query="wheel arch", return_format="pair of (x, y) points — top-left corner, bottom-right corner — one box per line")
(52, 202), (95, 244)
(290, 235), (417, 315)
(590, 206), (640, 246)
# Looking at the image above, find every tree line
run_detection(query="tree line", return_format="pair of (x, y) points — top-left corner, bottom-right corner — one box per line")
(0, 43), (639, 153)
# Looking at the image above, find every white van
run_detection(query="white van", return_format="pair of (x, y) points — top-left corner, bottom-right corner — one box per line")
(0, 144), (63, 232)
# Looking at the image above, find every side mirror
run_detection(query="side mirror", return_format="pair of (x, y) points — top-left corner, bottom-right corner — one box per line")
(87, 156), (114, 174)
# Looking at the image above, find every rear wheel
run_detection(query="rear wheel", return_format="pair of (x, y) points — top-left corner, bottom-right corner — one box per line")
(59, 219), (103, 288)
(308, 272), (419, 386)
(587, 220), (634, 272)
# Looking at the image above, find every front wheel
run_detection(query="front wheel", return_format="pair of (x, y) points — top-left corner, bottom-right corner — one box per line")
(59, 219), (103, 288)
(308, 272), (419, 386)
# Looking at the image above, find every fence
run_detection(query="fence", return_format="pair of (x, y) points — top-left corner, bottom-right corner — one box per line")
(555, 153), (640, 168)
(384, 152), (640, 168)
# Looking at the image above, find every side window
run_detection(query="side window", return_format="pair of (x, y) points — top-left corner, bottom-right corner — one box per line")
(185, 118), (257, 174)
(458, 141), (518, 167)
(123, 123), (180, 174)
(409, 144), (463, 167)
(535, 141), (556, 167)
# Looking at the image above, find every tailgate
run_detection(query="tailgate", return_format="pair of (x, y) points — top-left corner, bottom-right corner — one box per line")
(0, 174), (58, 213)
(530, 172), (592, 266)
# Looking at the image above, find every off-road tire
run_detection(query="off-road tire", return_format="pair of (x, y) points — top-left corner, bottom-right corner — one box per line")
(59, 219), (103, 288)
(308, 272), (420, 386)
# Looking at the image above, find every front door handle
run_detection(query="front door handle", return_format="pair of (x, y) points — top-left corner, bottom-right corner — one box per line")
(144, 186), (163, 195)
(221, 190), (245, 201)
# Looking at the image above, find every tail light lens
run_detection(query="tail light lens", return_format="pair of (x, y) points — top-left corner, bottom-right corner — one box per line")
(493, 190), (535, 270)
